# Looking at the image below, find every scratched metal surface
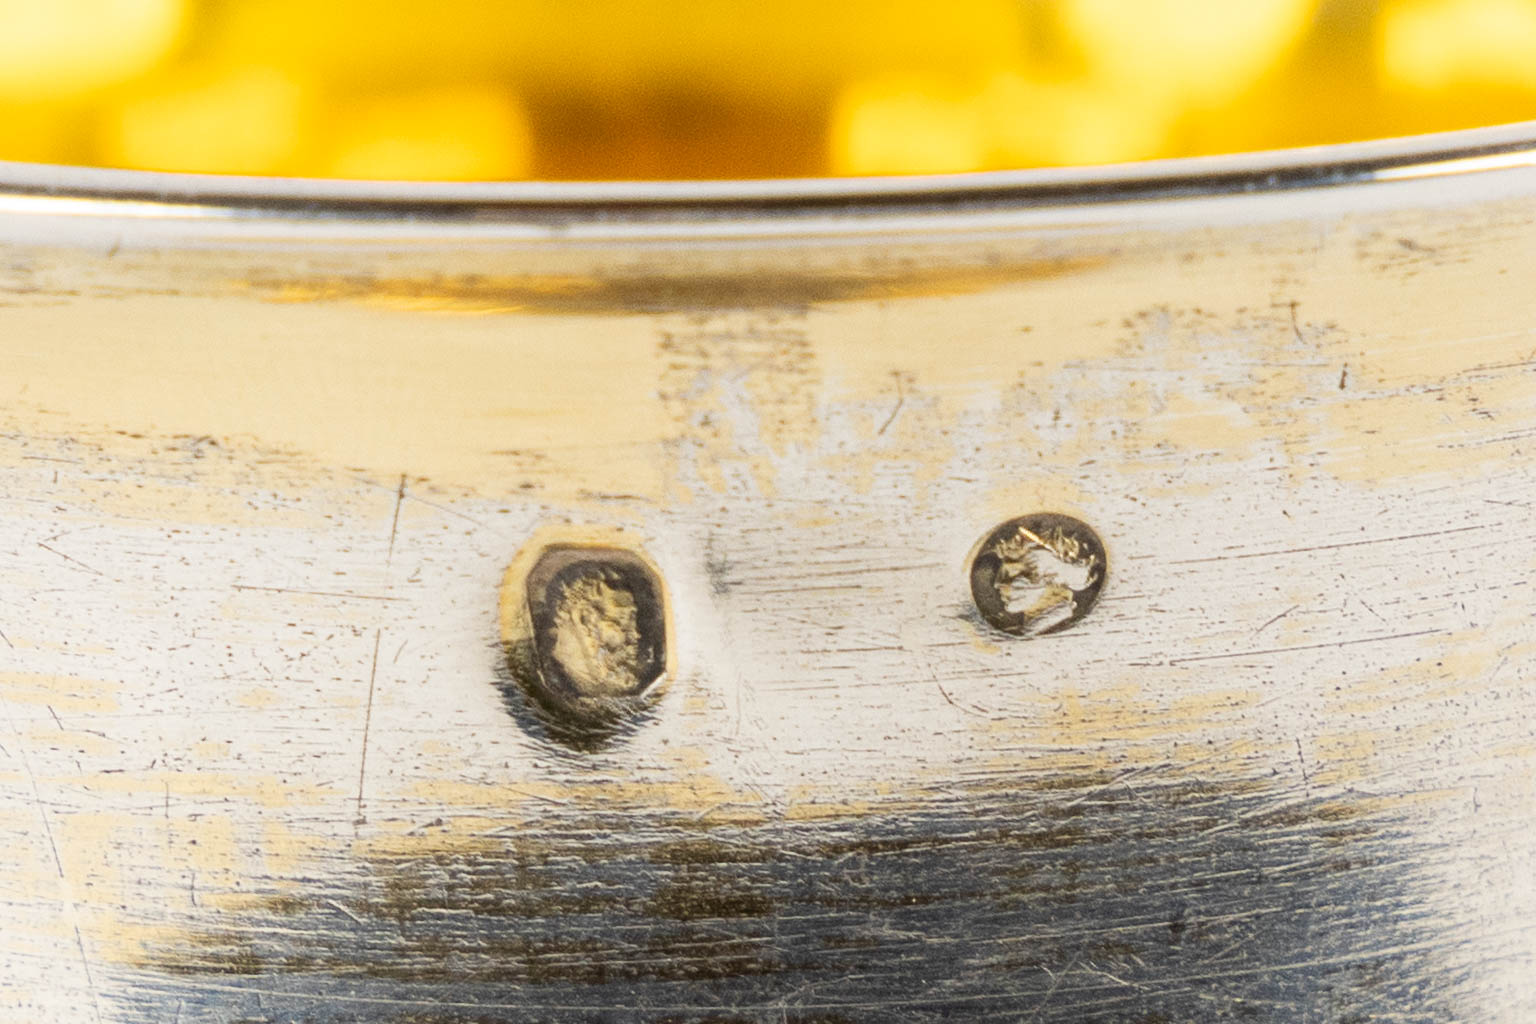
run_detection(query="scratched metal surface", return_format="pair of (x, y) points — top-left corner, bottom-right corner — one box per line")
(1, 147), (1536, 1022)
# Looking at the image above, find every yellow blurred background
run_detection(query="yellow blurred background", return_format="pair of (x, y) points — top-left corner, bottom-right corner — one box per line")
(1, 0), (1533, 180)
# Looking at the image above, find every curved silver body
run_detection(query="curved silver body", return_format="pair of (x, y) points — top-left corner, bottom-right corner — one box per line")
(1, 127), (1535, 1022)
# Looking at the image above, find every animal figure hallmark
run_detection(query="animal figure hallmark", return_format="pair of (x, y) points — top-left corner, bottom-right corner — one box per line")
(969, 513), (1107, 637)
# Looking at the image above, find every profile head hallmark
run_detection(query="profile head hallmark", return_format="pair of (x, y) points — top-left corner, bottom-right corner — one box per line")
(500, 534), (672, 737)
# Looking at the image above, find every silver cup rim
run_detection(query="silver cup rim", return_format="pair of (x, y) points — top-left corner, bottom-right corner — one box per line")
(1, 120), (1534, 224)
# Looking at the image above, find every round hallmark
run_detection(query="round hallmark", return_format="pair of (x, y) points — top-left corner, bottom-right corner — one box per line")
(969, 513), (1106, 637)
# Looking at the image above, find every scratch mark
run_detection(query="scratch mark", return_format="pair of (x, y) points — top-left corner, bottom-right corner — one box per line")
(386, 474), (405, 567)
(1339, 364), (1349, 390)
(37, 541), (103, 576)
(788, 561), (945, 581)
(1168, 628), (1441, 665)
(1296, 737), (1311, 796)
(117, 926), (1514, 1012)
(355, 629), (382, 826)
(0, 626), (11, 648)
(576, 490), (651, 503)
(876, 372), (905, 436)
(1252, 604), (1299, 638)
(1028, 952), (1081, 1022)
(1060, 763), (1169, 811)
(1203, 937), (1249, 963)
(473, 788), (577, 816)
(1356, 596), (1387, 624)
(47, 705), (63, 730)
(919, 645), (990, 719)
(1288, 300), (1303, 344)
(408, 490), (485, 527)
(232, 584), (403, 602)
(933, 675), (988, 719)
(1080, 965), (1144, 990)
(6, 727), (63, 879)
(72, 926), (102, 1024)
(1, 694), (102, 1021)
(353, 473), (485, 527)
(326, 899), (365, 926)
(1169, 523), (1487, 565)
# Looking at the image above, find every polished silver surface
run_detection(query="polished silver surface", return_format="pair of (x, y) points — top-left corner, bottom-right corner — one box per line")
(1, 126), (1534, 1022)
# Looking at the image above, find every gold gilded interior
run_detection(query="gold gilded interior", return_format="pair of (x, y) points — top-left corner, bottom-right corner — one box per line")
(1, 0), (1534, 180)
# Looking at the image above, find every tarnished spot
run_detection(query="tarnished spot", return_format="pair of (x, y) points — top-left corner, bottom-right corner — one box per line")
(969, 513), (1106, 637)
(504, 542), (669, 733)
(122, 776), (1441, 1024)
